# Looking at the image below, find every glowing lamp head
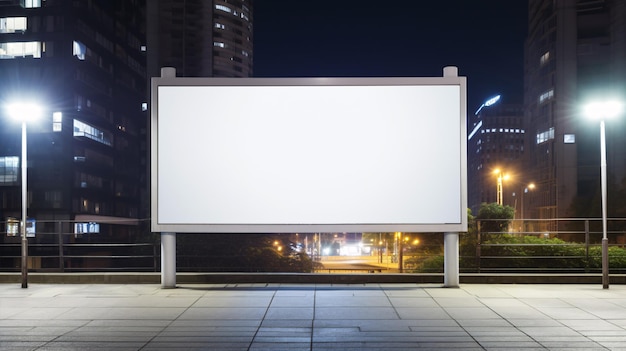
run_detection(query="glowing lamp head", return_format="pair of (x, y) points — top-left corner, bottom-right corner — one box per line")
(5, 102), (43, 122)
(583, 100), (623, 120)
(484, 95), (501, 107)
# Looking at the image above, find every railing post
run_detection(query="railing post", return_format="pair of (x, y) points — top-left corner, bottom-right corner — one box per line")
(584, 219), (590, 273)
(476, 221), (481, 273)
(57, 221), (64, 272)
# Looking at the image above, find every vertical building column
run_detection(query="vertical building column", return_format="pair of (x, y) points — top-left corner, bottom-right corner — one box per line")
(161, 232), (176, 288)
(443, 232), (460, 288)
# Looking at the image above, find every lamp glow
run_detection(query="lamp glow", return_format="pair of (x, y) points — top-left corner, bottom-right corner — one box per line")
(583, 99), (624, 289)
(4, 101), (42, 289)
(6, 102), (43, 122)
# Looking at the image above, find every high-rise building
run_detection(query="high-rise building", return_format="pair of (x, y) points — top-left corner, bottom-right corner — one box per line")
(467, 96), (525, 216)
(0, 1), (147, 269)
(146, 0), (253, 78)
(0, 0), (255, 271)
(524, 0), (626, 226)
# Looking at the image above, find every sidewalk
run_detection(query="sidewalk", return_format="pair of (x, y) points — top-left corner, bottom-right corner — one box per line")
(1, 283), (625, 350)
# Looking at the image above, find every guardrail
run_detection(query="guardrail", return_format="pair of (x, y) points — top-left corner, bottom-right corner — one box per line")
(1, 218), (625, 274)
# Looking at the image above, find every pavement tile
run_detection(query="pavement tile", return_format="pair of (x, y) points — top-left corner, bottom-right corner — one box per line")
(1, 283), (625, 350)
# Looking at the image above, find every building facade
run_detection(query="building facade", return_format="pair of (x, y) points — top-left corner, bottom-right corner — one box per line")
(0, 0), (147, 270)
(146, 0), (253, 78)
(468, 97), (525, 216)
(0, 0), (255, 271)
(524, 0), (626, 225)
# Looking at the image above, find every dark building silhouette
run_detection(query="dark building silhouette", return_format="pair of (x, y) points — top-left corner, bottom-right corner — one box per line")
(467, 97), (525, 216)
(0, 0), (253, 271)
(524, 0), (626, 227)
(0, 0), (147, 258)
(146, 0), (253, 78)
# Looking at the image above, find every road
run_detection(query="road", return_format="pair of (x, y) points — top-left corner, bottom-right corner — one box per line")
(316, 255), (400, 273)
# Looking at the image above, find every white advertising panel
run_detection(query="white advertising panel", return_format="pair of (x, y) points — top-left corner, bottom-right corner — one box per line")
(151, 77), (466, 233)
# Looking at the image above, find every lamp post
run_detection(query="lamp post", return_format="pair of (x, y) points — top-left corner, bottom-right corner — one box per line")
(493, 169), (509, 206)
(519, 183), (535, 232)
(583, 100), (623, 289)
(5, 102), (42, 289)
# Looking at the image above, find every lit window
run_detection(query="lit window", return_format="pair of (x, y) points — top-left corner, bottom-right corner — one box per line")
(536, 127), (555, 144)
(539, 89), (554, 104)
(0, 156), (19, 184)
(73, 40), (86, 60)
(241, 50), (249, 57)
(540, 51), (550, 65)
(73, 119), (112, 146)
(564, 134), (575, 144)
(214, 42), (225, 48)
(0, 17), (27, 33)
(21, 0), (41, 8)
(141, 102), (148, 111)
(215, 4), (232, 13)
(215, 23), (225, 29)
(52, 112), (62, 132)
(0, 41), (41, 59)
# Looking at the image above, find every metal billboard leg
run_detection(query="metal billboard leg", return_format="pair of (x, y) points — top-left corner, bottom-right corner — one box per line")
(161, 232), (176, 288)
(444, 232), (460, 288)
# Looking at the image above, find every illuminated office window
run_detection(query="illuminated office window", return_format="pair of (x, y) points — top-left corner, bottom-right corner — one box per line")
(0, 41), (41, 59)
(0, 17), (27, 33)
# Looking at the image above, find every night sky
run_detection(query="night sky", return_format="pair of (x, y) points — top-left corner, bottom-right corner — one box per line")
(253, 0), (528, 112)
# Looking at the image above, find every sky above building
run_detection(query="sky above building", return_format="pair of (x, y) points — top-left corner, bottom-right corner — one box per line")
(253, 0), (528, 111)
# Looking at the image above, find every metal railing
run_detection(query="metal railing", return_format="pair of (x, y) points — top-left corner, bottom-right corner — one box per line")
(469, 218), (626, 274)
(1, 218), (625, 274)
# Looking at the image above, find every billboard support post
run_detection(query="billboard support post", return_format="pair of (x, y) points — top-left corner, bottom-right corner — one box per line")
(161, 232), (176, 288)
(443, 232), (460, 287)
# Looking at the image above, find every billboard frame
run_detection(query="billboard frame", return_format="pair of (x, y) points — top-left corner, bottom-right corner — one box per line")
(151, 74), (467, 234)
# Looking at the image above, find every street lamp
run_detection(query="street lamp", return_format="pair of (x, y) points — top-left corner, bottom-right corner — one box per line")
(5, 101), (42, 289)
(517, 183), (535, 232)
(475, 94), (501, 115)
(493, 169), (509, 206)
(583, 99), (623, 289)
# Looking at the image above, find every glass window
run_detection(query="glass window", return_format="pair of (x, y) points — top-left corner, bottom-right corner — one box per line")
(73, 40), (86, 60)
(0, 17), (27, 33)
(52, 112), (62, 132)
(73, 119), (112, 146)
(215, 4), (232, 13)
(540, 51), (550, 65)
(0, 156), (19, 184)
(21, 0), (41, 8)
(536, 127), (555, 144)
(539, 89), (554, 104)
(0, 41), (41, 59)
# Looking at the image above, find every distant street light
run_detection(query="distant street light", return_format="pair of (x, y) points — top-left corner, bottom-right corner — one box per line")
(583, 99), (623, 289)
(518, 183), (536, 232)
(493, 169), (509, 206)
(5, 102), (42, 289)
(475, 94), (501, 115)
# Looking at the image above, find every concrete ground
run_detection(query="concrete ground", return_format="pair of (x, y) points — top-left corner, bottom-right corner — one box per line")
(1, 283), (625, 350)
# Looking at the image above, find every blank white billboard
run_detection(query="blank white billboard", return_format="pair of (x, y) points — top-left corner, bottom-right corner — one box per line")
(151, 77), (467, 233)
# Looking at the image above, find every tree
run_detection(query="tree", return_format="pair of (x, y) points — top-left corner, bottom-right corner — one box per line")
(476, 202), (515, 233)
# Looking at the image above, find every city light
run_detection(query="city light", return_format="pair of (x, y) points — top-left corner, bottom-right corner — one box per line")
(475, 94), (501, 115)
(4, 101), (42, 289)
(493, 169), (510, 206)
(583, 99), (623, 289)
